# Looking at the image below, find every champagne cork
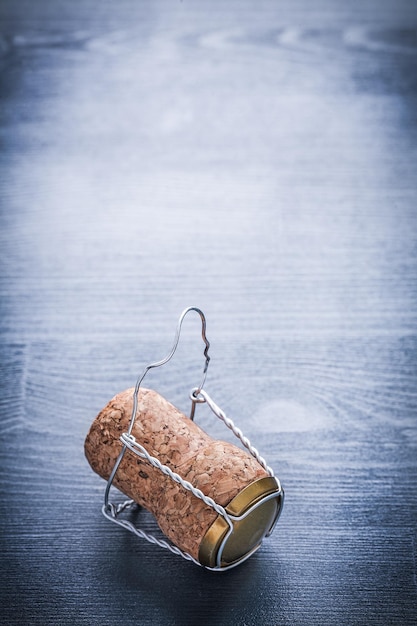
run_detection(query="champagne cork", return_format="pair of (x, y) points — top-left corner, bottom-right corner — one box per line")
(85, 387), (283, 568)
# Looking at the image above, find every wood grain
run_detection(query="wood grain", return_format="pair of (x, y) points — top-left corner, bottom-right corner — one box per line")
(0, 1), (416, 624)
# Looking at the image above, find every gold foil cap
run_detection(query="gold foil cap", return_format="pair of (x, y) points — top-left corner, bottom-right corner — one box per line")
(198, 476), (284, 569)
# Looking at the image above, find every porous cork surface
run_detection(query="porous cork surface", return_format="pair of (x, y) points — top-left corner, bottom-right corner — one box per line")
(84, 387), (268, 559)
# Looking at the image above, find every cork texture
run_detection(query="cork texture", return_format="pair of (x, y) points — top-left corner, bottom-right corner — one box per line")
(84, 387), (268, 559)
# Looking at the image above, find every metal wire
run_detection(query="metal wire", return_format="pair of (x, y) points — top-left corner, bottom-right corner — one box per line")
(102, 501), (201, 565)
(127, 306), (210, 436)
(119, 432), (229, 519)
(190, 388), (275, 478)
(104, 306), (210, 508)
(101, 307), (280, 570)
(103, 387), (280, 569)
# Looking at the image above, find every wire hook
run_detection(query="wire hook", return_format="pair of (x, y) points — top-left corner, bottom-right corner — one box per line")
(128, 306), (210, 434)
(104, 307), (210, 508)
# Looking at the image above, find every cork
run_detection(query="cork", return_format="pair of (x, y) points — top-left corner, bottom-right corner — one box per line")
(84, 387), (269, 560)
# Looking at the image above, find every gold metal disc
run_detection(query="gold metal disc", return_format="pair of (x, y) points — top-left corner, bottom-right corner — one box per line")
(198, 476), (283, 568)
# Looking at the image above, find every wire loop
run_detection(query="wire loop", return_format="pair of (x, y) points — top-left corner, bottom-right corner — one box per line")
(101, 307), (281, 570)
(104, 306), (210, 506)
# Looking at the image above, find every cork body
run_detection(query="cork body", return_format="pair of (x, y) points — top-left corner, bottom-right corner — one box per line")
(84, 388), (268, 560)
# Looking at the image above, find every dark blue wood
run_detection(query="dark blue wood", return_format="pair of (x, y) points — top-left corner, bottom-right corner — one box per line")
(1, 1), (417, 624)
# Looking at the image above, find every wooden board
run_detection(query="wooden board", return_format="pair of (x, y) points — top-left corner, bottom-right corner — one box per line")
(0, 1), (416, 624)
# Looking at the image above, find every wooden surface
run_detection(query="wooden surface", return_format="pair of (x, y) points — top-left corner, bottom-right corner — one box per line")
(1, 1), (416, 624)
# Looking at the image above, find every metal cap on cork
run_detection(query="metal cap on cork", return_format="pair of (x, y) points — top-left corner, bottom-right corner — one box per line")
(199, 476), (284, 569)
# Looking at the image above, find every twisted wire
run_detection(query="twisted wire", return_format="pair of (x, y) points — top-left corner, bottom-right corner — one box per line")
(194, 389), (275, 477)
(120, 432), (229, 519)
(103, 388), (276, 568)
(102, 502), (200, 565)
